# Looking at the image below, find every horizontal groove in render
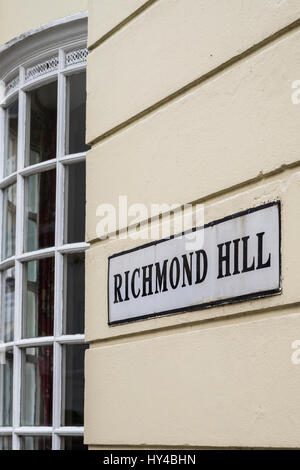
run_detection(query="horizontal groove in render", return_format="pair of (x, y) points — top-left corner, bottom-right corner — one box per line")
(87, 303), (300, 347)
(88, 17), (300, 147)
(88, 0), (160, 51)
(86, 159), (300, 247)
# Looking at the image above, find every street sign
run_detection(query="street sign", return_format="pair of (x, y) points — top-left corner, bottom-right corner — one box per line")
(108, 202), (281, 325)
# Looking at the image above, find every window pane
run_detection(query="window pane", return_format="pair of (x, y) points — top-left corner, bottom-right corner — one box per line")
(27, 81), (57, 165)
(64, 253), (85, 335)
(4, 100), (18, 176)
(1, 267), (15, 342)
(67, 72), (89, 155)
(62, 344), (88, 426)
(21, 436), (52, 450)
(0, 349), (13, 427)
(23, 258), (54, 339)
(0, 436), (12, 450)
(65, 162), (86, 244)
(21, 346), (53, 426)
(25, 169), (56, 252)
(61, 436), (87, 451)
(2, 183), (16, 260)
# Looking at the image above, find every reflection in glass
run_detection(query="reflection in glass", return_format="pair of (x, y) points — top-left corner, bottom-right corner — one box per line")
(1, 267), (15, 342)
(2, 183), (16, 260)
(0, 350), (13, 427)
(61, 436), (87, 451)
(62, 344), (88, 426)
(23, 258), (54, 338)
(27, 81), (57, 165)
(26, 169), (56, 252)
(64, 253), (85, 335)
(4, 100), (18, 176)
(21, 346), (53, 426)
(21, 436), (52, 450)
(65, 162), (85, 244)
(0, 436), (12, 450)
(67, 73), (89, 155)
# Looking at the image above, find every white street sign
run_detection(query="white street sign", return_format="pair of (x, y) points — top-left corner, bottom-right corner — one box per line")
(108, 202), (281, 325)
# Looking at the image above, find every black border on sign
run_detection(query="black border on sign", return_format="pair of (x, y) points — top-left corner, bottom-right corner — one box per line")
(107, 201), (281, 326)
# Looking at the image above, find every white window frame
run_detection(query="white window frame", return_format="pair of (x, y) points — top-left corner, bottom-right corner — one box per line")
(0, 14), (89, 450)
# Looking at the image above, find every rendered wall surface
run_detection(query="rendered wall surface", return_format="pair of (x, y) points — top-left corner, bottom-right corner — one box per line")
(86, 28), (300, 241)
(86, 0), (300, 143)
(86, 312), (300, 448)
(88, 0), (152, 48)
(85, 0), (300, 449)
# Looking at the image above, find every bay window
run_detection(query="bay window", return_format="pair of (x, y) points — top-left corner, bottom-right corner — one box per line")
(0, 16), (89, 450)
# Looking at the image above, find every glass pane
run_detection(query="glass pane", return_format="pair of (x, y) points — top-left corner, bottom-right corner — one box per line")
(25, 169), (56, 252)
(61, 436), (87, 451)
(65, 162), (86, 244)
(23, 258), (54, 339)
(62, 344), (88, 426)
(0, 349), (13, 427)
(64, 253), (85, 335)
(2, 183), (16, 260)
(27, 81), (57, 165)
(0, 436), (12, 450)
(4, 100), (18, 176)
(1, 267), (15, 342)
(21, 346), (53, 426)
(67, 72), (89, 155)
(21, 436), (52, 450)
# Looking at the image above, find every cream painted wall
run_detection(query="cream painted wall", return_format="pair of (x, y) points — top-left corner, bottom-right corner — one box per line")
(88, 0), (151, 48)
(0, 0), (88, 46)
(85, 312), (300, 448)
(86, 0), (300, 143)
(83, 0), (300, 448)
(86, 28), (300, 242)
